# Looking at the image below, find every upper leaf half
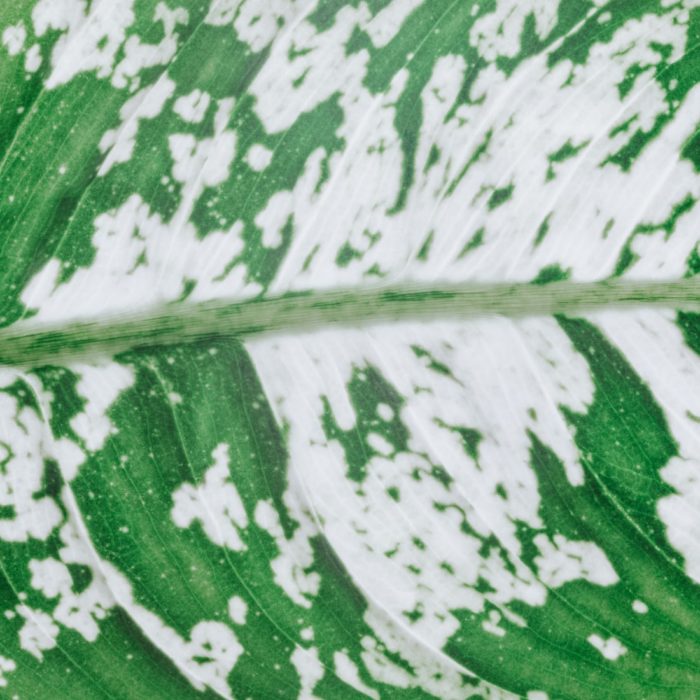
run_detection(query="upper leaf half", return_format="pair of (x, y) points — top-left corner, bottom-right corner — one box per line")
(0, 0), (698, 328)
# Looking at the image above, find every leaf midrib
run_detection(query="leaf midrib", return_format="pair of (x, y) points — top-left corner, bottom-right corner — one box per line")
(1, 278), (698, 366)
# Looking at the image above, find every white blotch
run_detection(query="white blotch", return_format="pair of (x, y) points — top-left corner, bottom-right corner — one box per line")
(29, 554), (112, 642)
(246, 143), (273, 172)
(376, 403), (394, 421)
(2, 23), (26, 56)
(632, 599), (648, 614)
(0, 374), (62, 542)
(99, 77), (176, 175)
(70, 361), (136, 453)
(167, 98), (238, 235)
(255, 190), (293, 249)
(291, 646), (324, 700)
(174, 89), (211, 123)
(112, 3), (188, 90)
(24, 44), (41, 72)
(471, 0), (560, 61)
(205, 0), (238, 25)
(17, 606), (59, 660)
(47, 436), (85, 482)
(33, 0), (135, 88)
(20, 188), (256, 324)
(254, 499), (319, 608)
(333, 651), (380, 700)
(481, 610), (507, 638)
(659, 456), (700, 583)
(534, 534), (619, 588)
(227, 596), (247, 625)
(171, 443), (248, 551)
(360, 632), (414, 691)
(587, 634), (628, 661)
(233, 0), (304, 53)
(29, 491), (117, 645)
(366, 432), (393, 456)
(364, 0), (422, 48)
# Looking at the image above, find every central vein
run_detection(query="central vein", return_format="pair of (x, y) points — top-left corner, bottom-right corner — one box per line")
(1, 278), (698, 366)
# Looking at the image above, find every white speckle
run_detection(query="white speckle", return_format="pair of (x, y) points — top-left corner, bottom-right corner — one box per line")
(168, 392), (183, 404)
(632, 599), (648, 614)
(58, 164), (67, 175)
(587, 634), (628, 661)
(227, 596), (247, 625)
(0, 655), (15, 688)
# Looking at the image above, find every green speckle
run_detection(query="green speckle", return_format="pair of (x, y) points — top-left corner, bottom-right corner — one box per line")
(686, 246), (700, 277)
(435, 418), (482, 461)
(321, 365), (409, 482)
(416, 230), (434, 261)
(614, 195), (696, 276)
(411, 344), (459, 382)
(424, 144), (440, 173)
(681, 124), (700, 171)
(532, 264), (570, 285)
(545, 139), (589, 181)
(487, 184), (514, 210)
(458, 228), (485, 258)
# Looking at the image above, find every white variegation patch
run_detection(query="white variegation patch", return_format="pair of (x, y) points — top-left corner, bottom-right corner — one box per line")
(171, 443), (248, 551)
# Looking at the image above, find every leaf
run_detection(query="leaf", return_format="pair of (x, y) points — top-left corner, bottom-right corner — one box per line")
(0, 1), (699, 698)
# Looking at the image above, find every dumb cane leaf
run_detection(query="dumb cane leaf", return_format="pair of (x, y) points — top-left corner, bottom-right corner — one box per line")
(0, 0), (700, 698)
